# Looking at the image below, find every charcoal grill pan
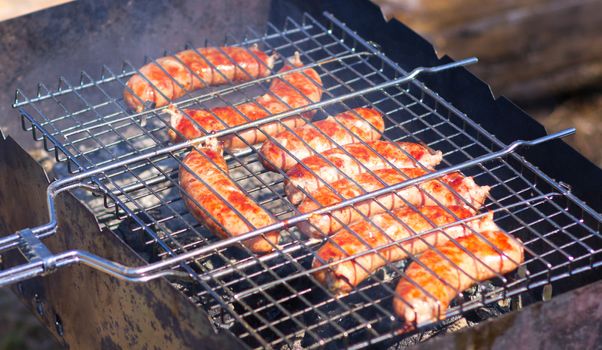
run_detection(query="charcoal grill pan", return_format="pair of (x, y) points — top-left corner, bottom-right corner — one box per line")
(0, 0), (600, 349)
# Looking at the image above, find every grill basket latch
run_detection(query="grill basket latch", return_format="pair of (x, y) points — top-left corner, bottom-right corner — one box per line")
(18, 229), (57, 274)
(0, 228), (59, 287)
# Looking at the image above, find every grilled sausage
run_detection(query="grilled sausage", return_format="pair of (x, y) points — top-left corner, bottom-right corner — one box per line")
(285, 141), (443, 205)
(259, 107), (385, 172)
(125, 45), (276, 112)
(313, 206), (497, 294)
(393, 230), (524, 325)
(168, 52), (323, 151)
(179, 139), (278, 252)
(297, 168), (490, 237)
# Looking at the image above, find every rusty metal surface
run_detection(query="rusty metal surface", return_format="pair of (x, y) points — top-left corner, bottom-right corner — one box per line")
(415, 277), (602, 350)
(0, 135), (243, 349)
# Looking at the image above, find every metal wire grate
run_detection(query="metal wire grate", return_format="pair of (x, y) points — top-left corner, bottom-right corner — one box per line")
(11, 11), (602, 350)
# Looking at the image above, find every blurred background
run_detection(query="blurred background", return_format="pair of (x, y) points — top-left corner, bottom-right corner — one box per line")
(377, 0), (602, 167)
(0, 0), (600, 349)
(0, 0), (70, 21)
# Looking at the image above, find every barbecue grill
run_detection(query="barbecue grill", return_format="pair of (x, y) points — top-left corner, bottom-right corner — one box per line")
(0, 1), (600, 349)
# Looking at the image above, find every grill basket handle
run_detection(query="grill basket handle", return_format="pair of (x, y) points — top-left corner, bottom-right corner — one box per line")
(0, 260), (46, 287)
(0, 129), (579, 288)
(0, 229), (56, 287)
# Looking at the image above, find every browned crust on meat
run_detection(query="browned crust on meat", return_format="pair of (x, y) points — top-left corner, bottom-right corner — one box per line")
(312, 206), (497, 294)
(125, 46), (275, 112)
(168, 53), (323, 150)
(285, 141), (444, 205)
(393, 230), (524, 325)
(297, 168), (490, 237)
(179, 140), (278, 252)
(259, 107), (385, 171)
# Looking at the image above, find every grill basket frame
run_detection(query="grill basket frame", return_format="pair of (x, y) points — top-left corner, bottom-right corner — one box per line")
(1, 11), (600, 350)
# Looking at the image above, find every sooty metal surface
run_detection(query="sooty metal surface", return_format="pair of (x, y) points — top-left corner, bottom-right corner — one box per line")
(5, 8), (602, 350)
(0, 135), (243, 349)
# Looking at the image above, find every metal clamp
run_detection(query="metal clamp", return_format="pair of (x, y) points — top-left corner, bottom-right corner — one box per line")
(0, 229), (54, 286)
(18, 229), (56, 272)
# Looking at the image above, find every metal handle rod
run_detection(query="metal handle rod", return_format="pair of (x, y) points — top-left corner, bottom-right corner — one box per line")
(52, 57), (480, 187)
(0, 128), (575, 286)
(26, 57), (477, 236)
(196, 192), (561, 283)
(232, 193), (562, 299)
(131, 51), (376, 117)
(54, 52), (377, 138)
(0, 234), (21, 254)
(31, 182), (99, 235)
(0, 249), (189, 288)
(28, 128), (575, 283)
(130, 128), (575, 268)
(0, 262), (45, 287)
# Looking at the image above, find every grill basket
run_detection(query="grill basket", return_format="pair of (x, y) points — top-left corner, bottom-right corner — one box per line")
(1, 11), (600, 350)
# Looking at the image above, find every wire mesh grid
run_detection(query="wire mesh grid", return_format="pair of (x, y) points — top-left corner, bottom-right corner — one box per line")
(12, 11), (602, 350)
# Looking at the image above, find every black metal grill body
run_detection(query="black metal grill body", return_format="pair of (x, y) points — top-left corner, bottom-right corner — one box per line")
(0, 0), (600, 349)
